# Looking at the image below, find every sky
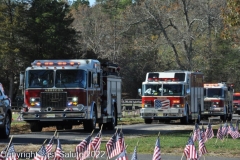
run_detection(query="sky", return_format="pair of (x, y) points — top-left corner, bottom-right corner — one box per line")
(89, 0), (96, 6)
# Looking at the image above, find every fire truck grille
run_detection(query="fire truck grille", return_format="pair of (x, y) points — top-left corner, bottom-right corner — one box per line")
(41, 92), (67, 109)
(204, 101), (211, 110)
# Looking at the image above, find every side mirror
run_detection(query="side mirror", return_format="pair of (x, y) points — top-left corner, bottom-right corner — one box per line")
(138, 88), (142, 96)
(92, 73), (98, 84)
(186, 89), (190, 94)
(19, 72), (24, 89)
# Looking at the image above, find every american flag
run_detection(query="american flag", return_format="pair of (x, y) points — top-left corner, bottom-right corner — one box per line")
(0, 147), (6, 160)
(89, 130), (102, 159)
(228, 122), (240, 139)
(205, 123), (214, 141)
(198, 133), (207, 157)
(76, 135), (92, 160)
(46, 136), (55, 154)
(116, 131), (125, 154)
(152, 137), (161, 160)
(130, 146), (137, 160)
(159, 99), (170, 109)
(217, 125), (224, 140)
(33, 144), (48, 160)
(106, 133), (118, 159)
(53, 138), (64, 160)
(6, 142), (18, 160)
(183, 136), (198, 160)
(200, 125), (207, 143)
(115, 149), (128, 160)
(222, 122), (229, 136)
(193, 123), (200, 142)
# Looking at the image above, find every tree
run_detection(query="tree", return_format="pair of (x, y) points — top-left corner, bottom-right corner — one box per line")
(0, 0), (26, 99)
(19, 0), (78, 62)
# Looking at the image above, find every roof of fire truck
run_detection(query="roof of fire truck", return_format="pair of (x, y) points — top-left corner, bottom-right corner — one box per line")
(27, 59), (101, 71)
(204, 83), (227, 88)
(144, 70), (202, 82)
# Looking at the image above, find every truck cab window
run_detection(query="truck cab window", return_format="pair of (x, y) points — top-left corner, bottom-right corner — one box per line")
(28, 70), (54, 88)
(56, 70), (86, 88)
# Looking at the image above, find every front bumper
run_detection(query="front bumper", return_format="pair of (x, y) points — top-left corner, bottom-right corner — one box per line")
(21, 111), (86, 121)
(233, 105), (240, 114)
(140, 107), (184, 120)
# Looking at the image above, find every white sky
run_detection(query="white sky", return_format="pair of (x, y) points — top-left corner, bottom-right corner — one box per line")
(89, 0), (96, 6)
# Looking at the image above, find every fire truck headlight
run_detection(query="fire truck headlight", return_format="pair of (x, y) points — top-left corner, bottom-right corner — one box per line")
(73, 97), (78, 102)
(30, 97), (40, 106)
(68, 97), (78, 106)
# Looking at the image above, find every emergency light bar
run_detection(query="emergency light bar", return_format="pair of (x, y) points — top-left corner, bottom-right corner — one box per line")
(147, 78), (179, 82)
(33, 61), (81, 67)
(204, 83), (223, 87)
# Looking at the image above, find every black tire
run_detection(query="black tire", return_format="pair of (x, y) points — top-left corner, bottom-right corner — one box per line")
(64, 125), (73, 130)
(221, 107), (227, 122)
(83, 107), (97, 132)
(144, 119), (153, 124)
(197, 106), (201, 124)
(56, 125), (64, 130)
(220, 115), (227, 122)
(0, 113), (11, 139)
(228, 106), (233, 121)
(228, 114), (232, 121)
(180, 106), (189, 124)
(107, 106), (117, 130)
(30, 122), (42, 132)
(164, 120), (171, 124)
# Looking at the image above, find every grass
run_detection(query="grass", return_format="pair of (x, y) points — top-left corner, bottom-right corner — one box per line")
(8, 113), (240, 158)
(2, 130), (240, 158)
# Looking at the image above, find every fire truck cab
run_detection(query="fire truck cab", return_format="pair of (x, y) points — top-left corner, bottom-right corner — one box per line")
(19, 59), (122, 132)
(202, 83), (233, 121)
(139, 70), (204, 124)
(233, 92), (240, 114)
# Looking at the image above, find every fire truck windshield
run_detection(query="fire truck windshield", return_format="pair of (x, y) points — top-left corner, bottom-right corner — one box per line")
(233, 95), (240, 100)
(28, 70), (54, 88)
(55, 70), (86, 88)
(143, 84), (183, 96)
(27, 69), (86, 88)
(205, 88), (223, 98)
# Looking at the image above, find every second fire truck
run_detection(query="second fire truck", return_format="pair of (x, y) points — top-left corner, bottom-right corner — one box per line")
(19, 59), (122, 132)
(233, 92), (240, 114)
(202, 82), (233, 121)
(139, 70), (204, 124)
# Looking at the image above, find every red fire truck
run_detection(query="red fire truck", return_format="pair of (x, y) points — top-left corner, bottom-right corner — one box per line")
(19, 59), (122, 132)
(233, 92), (240, 114)
(202, 83), (233, 121)
(139, 70), (204, 124)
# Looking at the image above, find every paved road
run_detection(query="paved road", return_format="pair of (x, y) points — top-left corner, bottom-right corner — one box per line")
(2, 122), (196, 144)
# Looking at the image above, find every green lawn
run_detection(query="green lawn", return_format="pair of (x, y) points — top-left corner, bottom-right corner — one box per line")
(9, 113), (240, 157)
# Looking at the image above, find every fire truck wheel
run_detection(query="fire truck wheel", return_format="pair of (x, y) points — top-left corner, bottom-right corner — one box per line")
(56, 125), (64, 130)
(220, 115), (227, 122)
(0, 113), (11, 139)
(196, 106), (201, 123)
(228, 114), (232, 121)
(83, 107), (97, 131)
(64, 125), (73, 130)
(107, 106), (117, 130)
(180, 106), (189, 124)
(144, 119), (153, 124)
(30, 122), (42, 132)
